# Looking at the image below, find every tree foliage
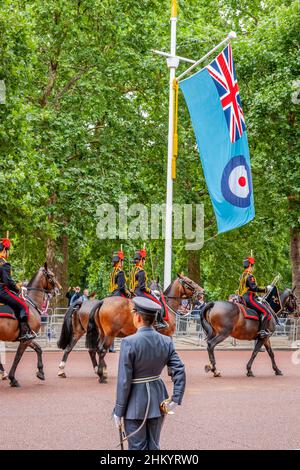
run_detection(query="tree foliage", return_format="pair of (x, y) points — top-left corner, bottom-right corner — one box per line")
(0, 0), (298, 302)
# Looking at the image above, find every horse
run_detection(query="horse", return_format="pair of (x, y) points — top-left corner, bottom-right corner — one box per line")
(200, 287), (298, 378)
(57, 273), (203, 382)
(0, 263), (61, 387)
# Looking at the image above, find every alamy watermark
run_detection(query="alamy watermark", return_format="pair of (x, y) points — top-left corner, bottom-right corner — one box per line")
(96, 196), (204, 250)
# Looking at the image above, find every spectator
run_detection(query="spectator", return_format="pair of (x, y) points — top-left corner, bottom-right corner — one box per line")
(70, 286), (81, 305)
(80, 289), (89, 302)
(66, 287), (75, 306)
(177, 299), (189, 315)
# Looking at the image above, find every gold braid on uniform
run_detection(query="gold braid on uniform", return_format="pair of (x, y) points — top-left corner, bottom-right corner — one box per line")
(238, 271), (249, 296)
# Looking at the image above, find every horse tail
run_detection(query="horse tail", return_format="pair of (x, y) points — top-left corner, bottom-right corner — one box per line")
(57, 301), (82, 350)
(85, 300), (104, 350)
(199, 301), (215, 340)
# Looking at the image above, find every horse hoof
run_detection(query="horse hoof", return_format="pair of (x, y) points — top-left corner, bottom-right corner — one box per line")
(36, 371), (45, 381)
(58, 371), (67, 378)
(10, 379), (20, 388)
(213, 371), (221, 377)
(98, 377), (107, 384)
(247, 371), (254, 377)
(1, 371), (8, 381)
(275, 370), (283, 376)
(204, 364), (211, 373)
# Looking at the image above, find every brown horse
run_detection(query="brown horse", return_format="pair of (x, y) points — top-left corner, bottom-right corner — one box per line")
(57, 274), (203, 381)
(200, 288), (298, 378)
(0, 263), (61, 387)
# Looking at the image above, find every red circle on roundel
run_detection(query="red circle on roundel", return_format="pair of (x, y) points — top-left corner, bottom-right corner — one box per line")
(238, 176), (246, 187)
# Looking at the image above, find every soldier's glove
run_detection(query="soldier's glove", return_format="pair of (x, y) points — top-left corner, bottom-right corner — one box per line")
(113, 414), (122, 428)
(266, 285), (273, 290)
(160, 399), (178, 415)
(165, 401), (178, 413)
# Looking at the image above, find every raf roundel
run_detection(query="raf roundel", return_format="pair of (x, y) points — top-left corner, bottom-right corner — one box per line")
(221, 155), (252, 207)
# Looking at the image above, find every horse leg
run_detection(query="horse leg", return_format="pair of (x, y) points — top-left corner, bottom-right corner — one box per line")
(264, 338), (283, 376)
(58, 336), (80, 378)
(205, 332), (229, 377)
(246, 338), (264, 377)
(28, 341), (45, 381)
(96, 336), (112, 384)
(89, 349), (98, 375)
(0, 360), (8, 380)
(8, 341), (28, 387)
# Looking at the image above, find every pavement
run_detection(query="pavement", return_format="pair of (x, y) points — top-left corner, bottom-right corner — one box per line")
(1, 350), (300, 450)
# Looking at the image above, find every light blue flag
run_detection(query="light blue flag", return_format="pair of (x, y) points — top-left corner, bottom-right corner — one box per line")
(179, 44), (255, 234)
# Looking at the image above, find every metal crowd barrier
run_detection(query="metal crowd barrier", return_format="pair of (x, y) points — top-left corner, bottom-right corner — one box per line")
(37, 308), (300, 349)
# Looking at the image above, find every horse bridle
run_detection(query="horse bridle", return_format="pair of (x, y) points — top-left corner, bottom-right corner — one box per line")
(24, 269), (59, 315)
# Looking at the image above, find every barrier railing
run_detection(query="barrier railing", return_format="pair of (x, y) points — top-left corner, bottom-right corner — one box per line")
(31, 308), (300, 349)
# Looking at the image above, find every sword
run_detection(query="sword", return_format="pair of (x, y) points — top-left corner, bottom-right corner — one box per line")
(118, 423), (124, 451)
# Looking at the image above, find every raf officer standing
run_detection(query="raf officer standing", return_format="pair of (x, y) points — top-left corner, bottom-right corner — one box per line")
(113, 296), (186, 450)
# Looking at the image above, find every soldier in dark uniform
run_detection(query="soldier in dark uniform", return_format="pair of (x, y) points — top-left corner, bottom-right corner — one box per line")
(238, 256), (271, 338)
(113, 296), (186, 450)
(109, 249), (131, 298)
(0, 238), (35, 341)
(130, 248), (167, 329)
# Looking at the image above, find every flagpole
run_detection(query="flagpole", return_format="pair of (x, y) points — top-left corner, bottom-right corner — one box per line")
(177, 31), (237, 82)
(163, 0), (179, 290)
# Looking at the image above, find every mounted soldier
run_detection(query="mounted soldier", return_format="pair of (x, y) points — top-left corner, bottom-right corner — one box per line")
(238, 255), (271, 339)
(0, 237), (36, 341)
(109, 249), (131, 298)
(129, 248), (167, 329)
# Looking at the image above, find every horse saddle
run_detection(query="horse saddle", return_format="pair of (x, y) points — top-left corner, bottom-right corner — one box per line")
(153, 292), (169, 321)
(236, 303), (262, 322)
(0, 303), (17, 320)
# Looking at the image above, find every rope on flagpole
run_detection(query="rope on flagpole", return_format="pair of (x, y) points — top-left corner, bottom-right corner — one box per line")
(172, 78), (179, 179)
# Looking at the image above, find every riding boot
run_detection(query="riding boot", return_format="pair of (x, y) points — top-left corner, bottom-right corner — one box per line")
(156, 308), (168, 330)
(18, 319), (36, 342)
(257, 315), (271, 339)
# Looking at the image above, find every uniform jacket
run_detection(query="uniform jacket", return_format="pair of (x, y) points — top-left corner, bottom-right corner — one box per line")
(114, 327), (185, 419)
(0, 259), (19, 293)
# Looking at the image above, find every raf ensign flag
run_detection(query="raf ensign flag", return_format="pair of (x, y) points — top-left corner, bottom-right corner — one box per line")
(179, 44), (254, 234)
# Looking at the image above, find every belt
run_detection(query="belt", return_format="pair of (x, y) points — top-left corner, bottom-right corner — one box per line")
(132, 375), (160, 384)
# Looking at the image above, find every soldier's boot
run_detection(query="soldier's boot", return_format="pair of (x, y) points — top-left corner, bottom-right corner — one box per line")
(156, 308), (168, 330)
(18, 319), (36, 342)
(257, 314), (271, 339)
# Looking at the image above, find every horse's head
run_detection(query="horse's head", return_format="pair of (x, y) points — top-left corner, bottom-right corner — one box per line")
(175, 273), (204, 300)
(39, 262), (62, 297)
(282, 287), (299, 316)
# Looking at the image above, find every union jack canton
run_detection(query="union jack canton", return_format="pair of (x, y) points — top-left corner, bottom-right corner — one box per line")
(206, 44), (246, 143)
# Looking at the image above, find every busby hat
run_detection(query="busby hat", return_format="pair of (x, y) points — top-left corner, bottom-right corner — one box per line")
(0, 238), (11, 251)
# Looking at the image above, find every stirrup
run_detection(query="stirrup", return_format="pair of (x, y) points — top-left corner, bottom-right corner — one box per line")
(156, 322), (168, 330)
(18, 330), (37, 342)
(257, 329), (271, 339)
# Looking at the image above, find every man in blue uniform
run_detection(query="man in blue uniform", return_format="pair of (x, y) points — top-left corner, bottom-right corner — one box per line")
(113, 296), (186, 450)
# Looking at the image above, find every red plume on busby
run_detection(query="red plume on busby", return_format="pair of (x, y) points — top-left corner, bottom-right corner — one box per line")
(0, 238), (10, 250)
(139, 249), (147, 259)
(247, 256), (255, 265)
(117, 250), (124, 260)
